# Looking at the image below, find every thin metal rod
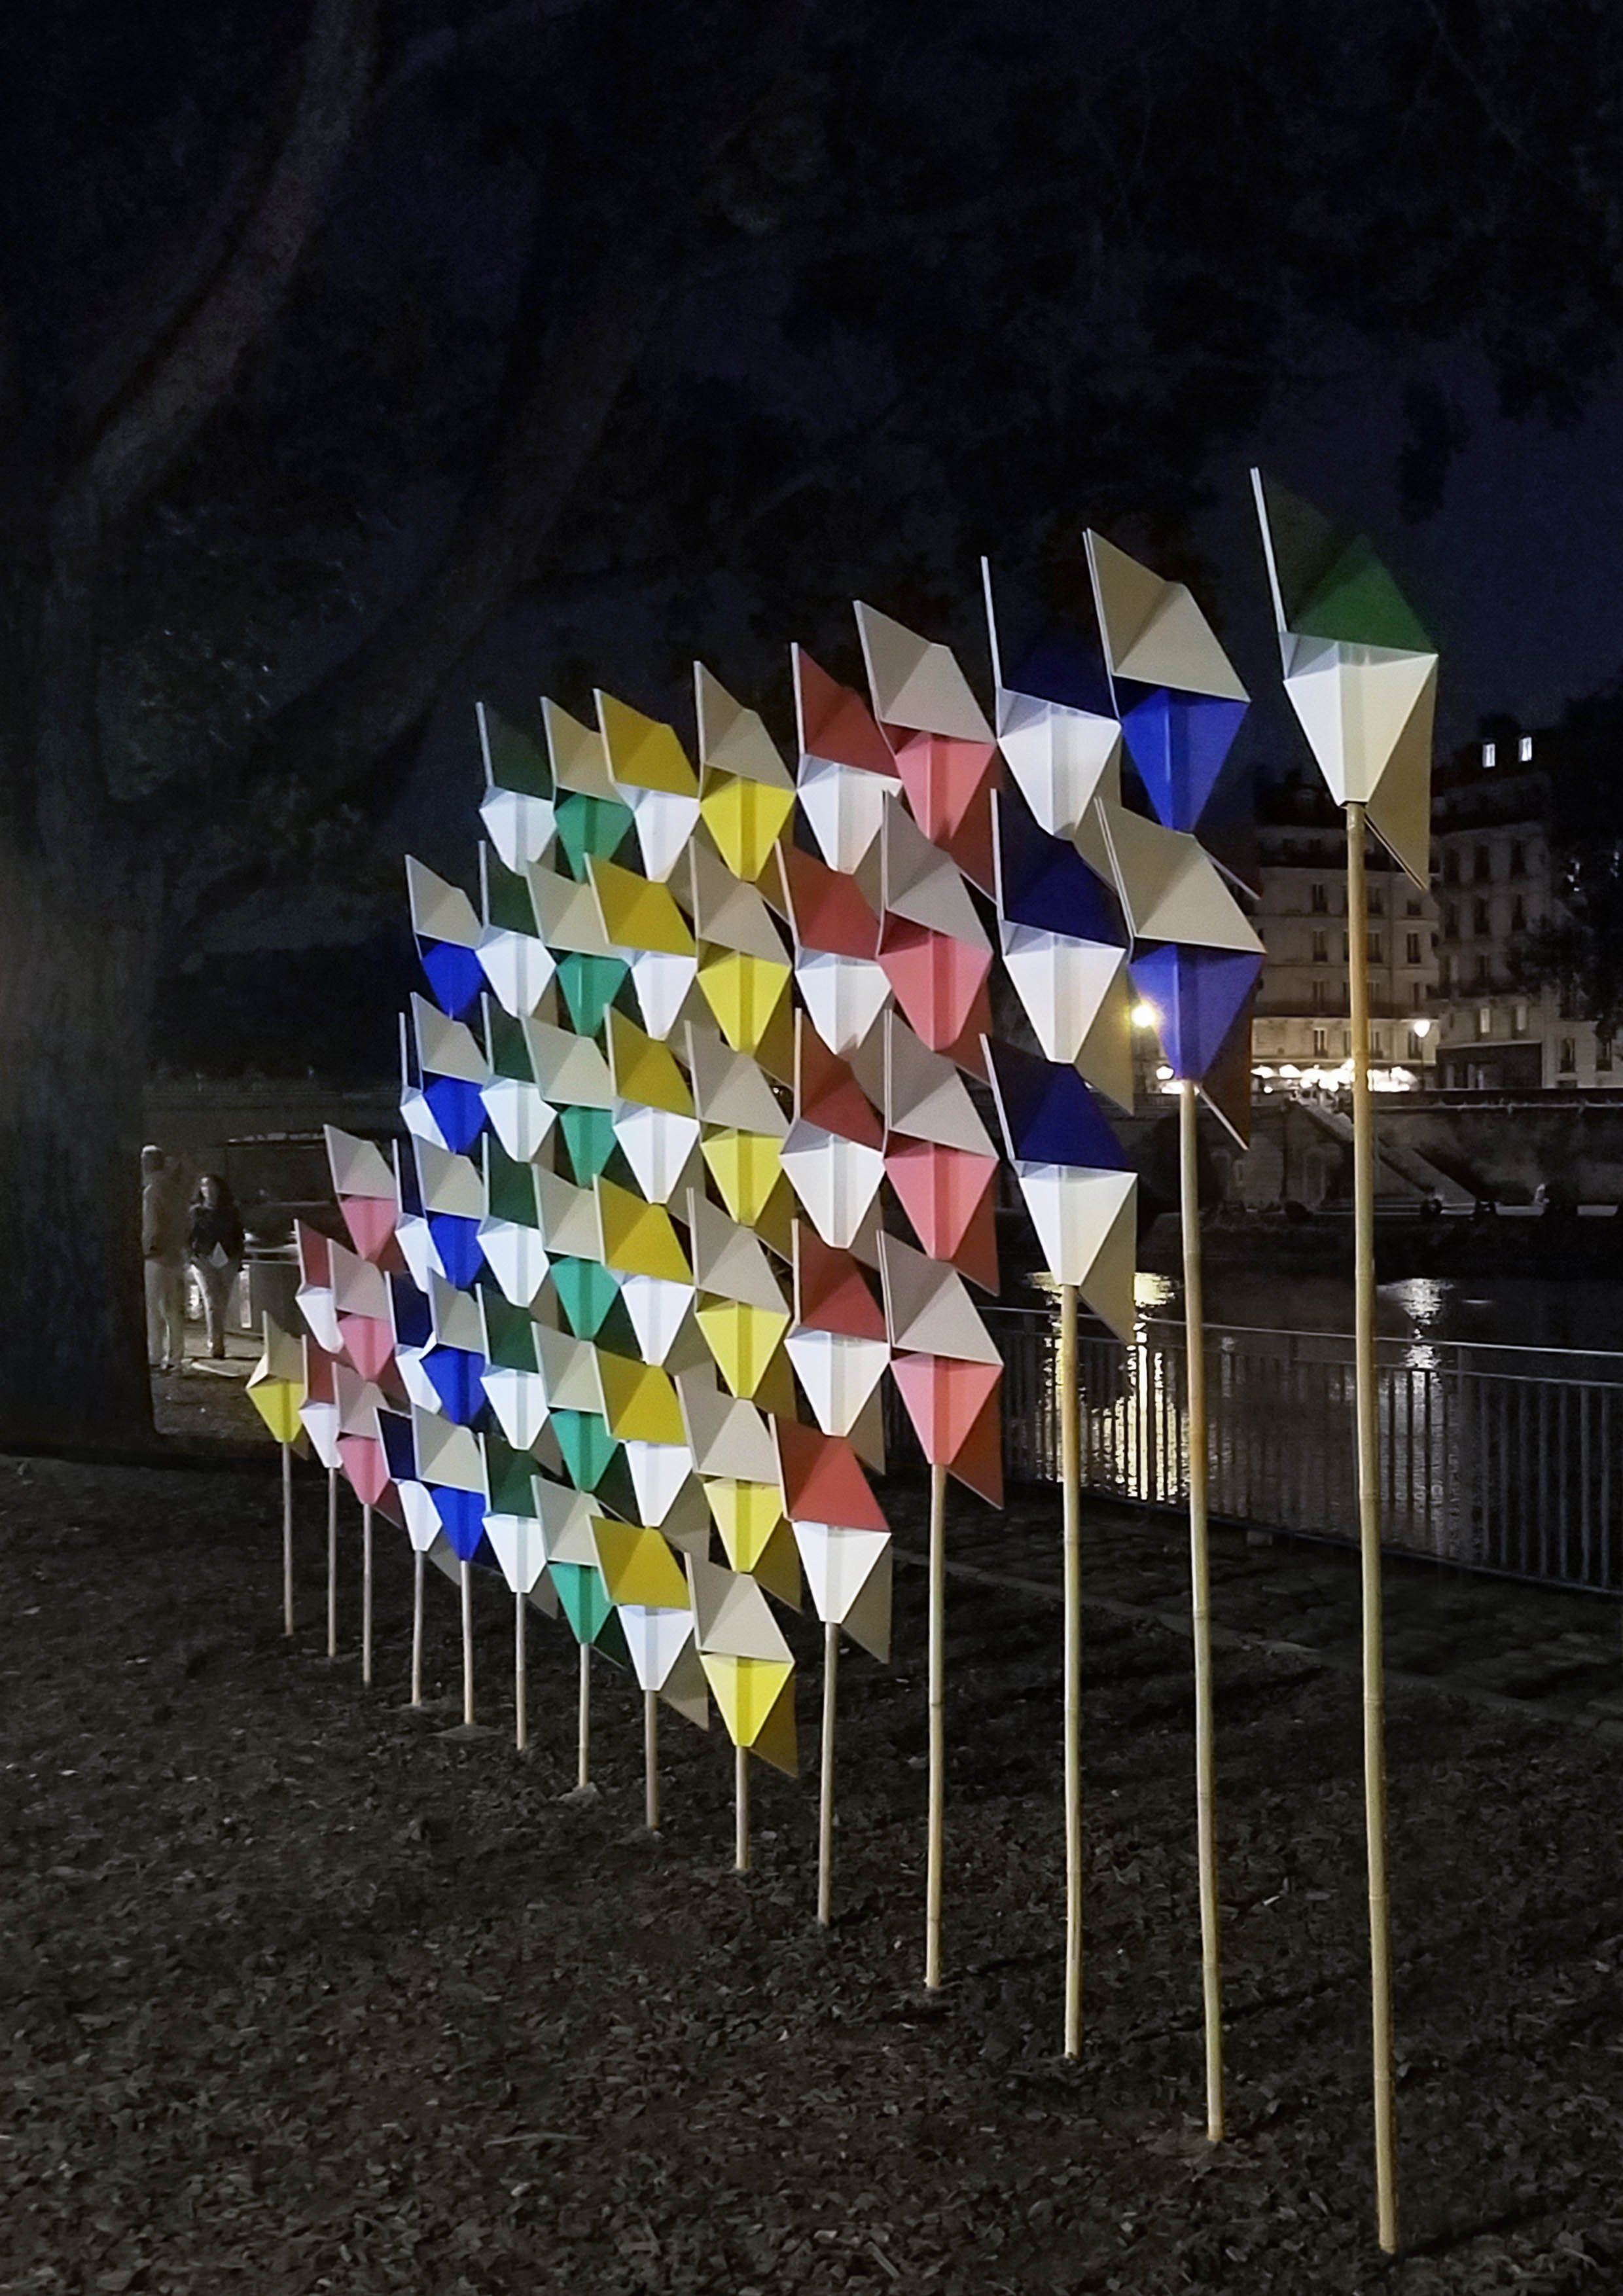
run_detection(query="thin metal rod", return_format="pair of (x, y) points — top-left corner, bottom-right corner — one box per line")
(1347, 804), (1399, 2250)
(1180, 1077), (1224, 2140)
(514, 1591), (527, 1753)
(281, 1444), (294, 1636)
(734, 1742), (750, 1873)
(577, 1641), (590, 1789)
(410, 1549), (424, 1708)
(925, 1460), (947, 1990)
(459, 1559), (474, 1728)
(1059, 1281), (1084, 2058)
(643, 1690), (659, 1830)
(361, 1503), (374, 1687)
(817, 1620), (839, 1927)
(325, 1467), (338, 1658)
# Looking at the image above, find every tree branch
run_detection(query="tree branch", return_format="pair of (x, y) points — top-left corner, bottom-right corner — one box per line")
(155, 3), (810, 927)
(75, 0), (380, 528)
(374, 0), (601, 111)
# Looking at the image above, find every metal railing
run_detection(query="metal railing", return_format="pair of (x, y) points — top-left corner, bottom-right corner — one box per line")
(889, 1310), (1623, 1594)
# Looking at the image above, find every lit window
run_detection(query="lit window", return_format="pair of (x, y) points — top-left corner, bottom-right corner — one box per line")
(1519, 735), (1533, 763)
(1482, 741), (1497, 770)
(1476, 1005), (1493, 1037)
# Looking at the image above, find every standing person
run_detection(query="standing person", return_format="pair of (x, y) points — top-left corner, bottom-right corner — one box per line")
(188, 1174), (245, 1361)
(141, 1146), (188, 1373)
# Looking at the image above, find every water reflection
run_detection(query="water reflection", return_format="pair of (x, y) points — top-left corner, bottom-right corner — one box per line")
(988, 1272), (1623, 1590)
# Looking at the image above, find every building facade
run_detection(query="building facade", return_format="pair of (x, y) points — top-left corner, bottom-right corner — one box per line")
(1251, 770), (1440, 1076)
(1431, 733), (1620, 1090)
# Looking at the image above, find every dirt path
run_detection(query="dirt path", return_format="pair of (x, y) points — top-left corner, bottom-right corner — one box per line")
(3, 1449), (1622, 2292)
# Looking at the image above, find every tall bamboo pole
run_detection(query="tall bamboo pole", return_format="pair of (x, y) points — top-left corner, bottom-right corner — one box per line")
(1179, 1078), (1224, 2141)
(325, 1467), (338, 1658)
(817, 1620), (839, 1926)
(514, 1591), (528, 1752)
(361, 1503), (374, 1687)
(577, 1641), (591, 1788)
(1059, 1282), (1084, 2058)
(735, 1742), (751, 1872)
(281, 1443), (294, 1636)
(643, 1690), (659, 1830)
(410, 1550), (425, 1708)
(925, 1459), (948, 1990)
(459, 1559), (474, 1727)
(1347, 802), (1399, 2251)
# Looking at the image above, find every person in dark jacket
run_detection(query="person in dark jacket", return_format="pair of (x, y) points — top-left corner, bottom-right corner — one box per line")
(188, 1174), (245, 1360)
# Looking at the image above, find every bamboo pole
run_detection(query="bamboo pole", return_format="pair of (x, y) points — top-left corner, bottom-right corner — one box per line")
(577, 1641), (591, 1789)
(281, 1443), (294, 1636)
(735, 1742), (751, 1873)
(410, 1549), (425, 1709)
(1347, 800), (1399, 2252)
(1179, 1077), (1224, 2142)
(817, 1619), (839, 1927)
(459, 1559), (474, 1728)
(361, 1503), (374, 1687)
(643, 1689), (659, 1830)
(925, 1459), (947, 1991)
(514, 1591), (528, 1753)
(1059, 1281), (1084, 2058)
(325, 1467), (338, 1658)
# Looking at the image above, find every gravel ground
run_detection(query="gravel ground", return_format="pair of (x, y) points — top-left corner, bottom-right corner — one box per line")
(3, 1440), (1623, 2294)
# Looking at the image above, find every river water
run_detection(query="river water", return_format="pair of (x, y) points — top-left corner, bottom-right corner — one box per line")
(1137, 1268), (1623, 1362)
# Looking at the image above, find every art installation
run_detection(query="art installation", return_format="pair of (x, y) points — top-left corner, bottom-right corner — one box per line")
(1251, 473), (1438, 2254)
(257, 499), (1433, 2257)
(1085, 530), (1262, 2136)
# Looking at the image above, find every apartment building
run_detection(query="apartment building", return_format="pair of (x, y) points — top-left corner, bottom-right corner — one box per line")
(1251, 769), (1440, 1074)
(1431, 732), (1620, 1089)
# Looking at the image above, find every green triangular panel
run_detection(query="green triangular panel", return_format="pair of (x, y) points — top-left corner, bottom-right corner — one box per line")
(482, 1289), (539, 1374)
(1258, 479), (1342, 628)
(485, 1432), (539, 1515)
(555, 791), (635, 881)
(550, 1560), (614, 1645)
(486, 853), (539, 935)
(592, 1447), (640, 1528)
(553, 1255), (620, 1339)
(553, 1410), (619, 1492)
(595, 1296), (642, 1359)
(591, 1605), (630, 1666)
(479, 706), (552, 798)
(487, 1007), (536, 1085)
(558, 1104), (617, 1185)
(486, 1136), (540, 1225)
(556, 953), (629, 1038)
(1296, 537), (1433, 653)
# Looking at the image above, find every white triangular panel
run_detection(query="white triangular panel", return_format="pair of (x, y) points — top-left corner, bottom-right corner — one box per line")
(1014, 1162), (1137, 1342)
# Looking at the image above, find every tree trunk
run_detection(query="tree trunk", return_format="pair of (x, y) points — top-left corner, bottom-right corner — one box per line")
(0, 855), (159, 1450)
